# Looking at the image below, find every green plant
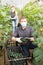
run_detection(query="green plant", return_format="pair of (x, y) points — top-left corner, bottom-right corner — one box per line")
(0, 3), (20, 46)
(33, 48), (43, 65)
(22, 1), (43, 65)
(8, 51), (23, 59)
(0, 4), (12, 46)
(22, 1), (43, 47)
(21, 37), (30, 43)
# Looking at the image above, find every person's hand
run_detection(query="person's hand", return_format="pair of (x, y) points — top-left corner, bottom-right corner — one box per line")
(16, 38), (22, 43)
(12, 37), (16, 42)
(29, 37), (35, 41)
(12, 37), (22, 43)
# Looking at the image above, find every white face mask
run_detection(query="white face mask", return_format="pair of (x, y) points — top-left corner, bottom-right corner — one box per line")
(12, 10), (14, 12)
(21, 22), (27, 27)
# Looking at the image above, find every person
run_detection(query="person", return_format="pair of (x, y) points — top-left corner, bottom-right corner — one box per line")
(12, 17), (37, 57)
(10, 6), (18, 33)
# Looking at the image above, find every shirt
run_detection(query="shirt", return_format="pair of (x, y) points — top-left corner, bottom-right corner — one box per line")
(14, 26), (33, 37)
(10, 11), (19, 27)
(13, 26), (34, 45)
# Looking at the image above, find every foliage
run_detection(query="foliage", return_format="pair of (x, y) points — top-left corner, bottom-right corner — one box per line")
(0, 1), (43, 64)
(0, 3), (20, 46)
(8, 51), (23, 59)
(33, 48), (43, 65)
(21, 37), (30, 43)
(22, 1), (43, 47)
(0, 4), (12, 46)
(22, 1), (43, 65)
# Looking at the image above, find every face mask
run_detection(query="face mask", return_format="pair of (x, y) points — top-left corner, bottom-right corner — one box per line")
(12, 10), (14, 12)
(21, 22), (27, 27)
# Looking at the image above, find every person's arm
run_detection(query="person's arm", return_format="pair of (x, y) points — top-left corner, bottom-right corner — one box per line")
(11, 29), (18, 42)
(16, 16), (19, 27)
(29, 37), (34, 41)
(11, 28), (22, 43)
(12, 37), (22, 43)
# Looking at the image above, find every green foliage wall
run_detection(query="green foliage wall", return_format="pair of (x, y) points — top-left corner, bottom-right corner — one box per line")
(22, 1), (43, 47)
(22, 1), (43, 65)
(0, 3), (20, 45)
(0, 4), (12, 45)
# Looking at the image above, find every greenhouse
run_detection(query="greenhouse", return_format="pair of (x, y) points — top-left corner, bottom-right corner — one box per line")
(0, 0), (43, 65)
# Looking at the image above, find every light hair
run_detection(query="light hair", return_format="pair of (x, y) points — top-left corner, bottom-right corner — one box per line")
(11, 5), (15, 8)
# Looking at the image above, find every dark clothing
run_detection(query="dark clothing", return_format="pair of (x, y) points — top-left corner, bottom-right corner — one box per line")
(10, 11), (15, 18)
(13, 26), (37, 57)
(14, 26), (33, 37)
(10, 11), (18, 33)
(17, 23), (21, 27)
(21, 44), (37, 57)
(13, 26), (34, 45)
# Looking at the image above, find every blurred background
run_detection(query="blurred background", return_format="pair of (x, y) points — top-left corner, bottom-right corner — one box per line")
(0, 0), (43, 65)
